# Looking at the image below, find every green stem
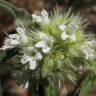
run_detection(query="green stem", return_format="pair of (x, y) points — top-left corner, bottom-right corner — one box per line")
(0, 2), (16, 19)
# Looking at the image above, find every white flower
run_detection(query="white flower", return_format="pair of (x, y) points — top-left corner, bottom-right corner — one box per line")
(29, 58), (37, 70)
(83, 47), (94, 60)
(41, 10), (48, 18)
(0, 45), (10, 50)
(35, 52), (43, 60)
(82, 44), (95, 60)
(0, 34), (20, 50)
(16, 27), (28, 43)
(32, 14), (42, 23)
(32, 9), (49, 24)
(59, 24), (69, 40)
(82, 40), (96, 60)
(35, 40), (52, 53)
(0, 27), (28, 50)
(7, 34), (20, 45)
(35, 32), (54, 53)
(69, 23), (78, 41)
(16, 27), (25, 34)
(41, 9), (49, 23)
(21, 55), (36, 70)
(21, 47), (42, 70)
(59, 24), (77, 41)
(61, 31), (69, 40)
(86, 39), (96, 47)
(59, 24), (67, 31)
(35, 41), (45, 48)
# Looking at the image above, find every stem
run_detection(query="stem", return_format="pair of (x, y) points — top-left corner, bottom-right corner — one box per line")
(58, 60), (61, 93)
(0, 80), (1, 96)
(59, 79), (61, 92)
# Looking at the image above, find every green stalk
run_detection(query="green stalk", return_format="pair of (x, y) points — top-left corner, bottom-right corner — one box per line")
(0, 0), (20, 13)
(0, 0), (30, 19)
(0, 3), (16, 20)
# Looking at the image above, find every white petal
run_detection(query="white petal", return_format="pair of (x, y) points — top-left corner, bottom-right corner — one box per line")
(42, 47), (51, 53)
(8, 34), (18, 38)
(0, 45), (12, 50)
(59, 24), (66, 31)
(41, 10), (48, 17)
(32, 14), (42, 23)
(35, 41), (45, 48)
(29, 58), (37, 70)
(9, 34), (19, 40)
(9, 40), (20, 45)
(16, 27), (28, 43)
(61, 31), (69, 40)
(0, 34), (20, 50)
(35, 52), (42, 60)
(5, 34), (20, 46)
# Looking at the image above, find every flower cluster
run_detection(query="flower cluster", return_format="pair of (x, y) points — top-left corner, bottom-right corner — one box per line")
(0, 9), (96, 71)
